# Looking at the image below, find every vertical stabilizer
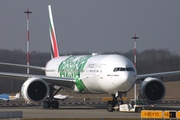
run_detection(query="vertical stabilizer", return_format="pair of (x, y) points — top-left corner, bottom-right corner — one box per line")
(15, 93), (20, 98)
(48, 5), (59, 58)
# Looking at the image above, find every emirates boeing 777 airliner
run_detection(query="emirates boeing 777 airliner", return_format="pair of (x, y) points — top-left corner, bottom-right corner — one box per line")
(0, 5), (180, 112)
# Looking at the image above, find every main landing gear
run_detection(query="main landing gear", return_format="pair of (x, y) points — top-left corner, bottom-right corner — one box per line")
(106, 92), (126, 112)
(43, 85), (63, 109)
(43, 100), (59, 108)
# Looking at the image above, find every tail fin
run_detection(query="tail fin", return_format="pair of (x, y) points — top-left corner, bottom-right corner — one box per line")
(15, 92), (20, 98)
(48, 5), (59, 58)
(9, 92), (20, 99)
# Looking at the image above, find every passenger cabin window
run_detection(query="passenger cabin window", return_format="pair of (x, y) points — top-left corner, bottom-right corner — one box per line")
(113, 67), (135, 72)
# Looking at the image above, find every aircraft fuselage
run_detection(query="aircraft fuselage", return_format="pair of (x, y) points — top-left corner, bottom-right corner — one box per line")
(45, 54), (137, 94)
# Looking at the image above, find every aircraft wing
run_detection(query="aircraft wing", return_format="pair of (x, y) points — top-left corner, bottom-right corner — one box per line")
(136, 70), (180, 82)
(0, 72), (75, 89)
(0, 62), (45, 71)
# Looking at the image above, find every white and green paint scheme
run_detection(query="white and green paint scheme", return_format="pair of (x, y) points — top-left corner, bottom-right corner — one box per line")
(58, 55), (92, 92)
(45, 54), (137, 94)
(1, 5), (180, 110)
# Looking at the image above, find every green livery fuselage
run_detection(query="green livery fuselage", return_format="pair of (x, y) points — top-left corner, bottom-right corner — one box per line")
(45, 54), (136, 94)
(58, 55), (92, 91)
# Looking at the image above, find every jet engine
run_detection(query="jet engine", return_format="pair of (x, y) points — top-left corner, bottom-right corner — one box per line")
(21, 77), (49, 103)
(139, 77), (166, 103)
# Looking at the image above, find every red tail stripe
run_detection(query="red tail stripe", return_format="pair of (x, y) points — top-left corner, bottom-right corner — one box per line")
(51, 29), (59, 57)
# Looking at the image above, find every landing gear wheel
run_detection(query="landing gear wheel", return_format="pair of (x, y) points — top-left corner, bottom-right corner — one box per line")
(106, 104), (114, 112)
(43, 101), (50, 108)
(51, 101), (59, 108)
(43, 101), (59, 109)
(43, 85), (60, 109)
(135, 107), (142, 113)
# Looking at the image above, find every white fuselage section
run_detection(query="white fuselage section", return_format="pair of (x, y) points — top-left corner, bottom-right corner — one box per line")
(45, 54), (137, 94)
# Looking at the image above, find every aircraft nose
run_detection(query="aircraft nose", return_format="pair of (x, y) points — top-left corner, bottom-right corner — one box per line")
(123, 72), (136, 82)
(116, 72), (136, 91)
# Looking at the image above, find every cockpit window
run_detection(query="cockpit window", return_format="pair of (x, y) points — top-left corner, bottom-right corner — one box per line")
(126, 67), (135, 71)
(113, 67), (135, 72)
(120, 68), (126, 71)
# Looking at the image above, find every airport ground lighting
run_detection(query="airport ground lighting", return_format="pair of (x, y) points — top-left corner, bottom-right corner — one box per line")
(131, 34), (139, 103)
(24, 9), (32, 74)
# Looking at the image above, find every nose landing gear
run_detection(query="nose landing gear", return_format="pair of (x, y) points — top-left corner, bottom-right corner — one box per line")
(106, 92), (126, 112)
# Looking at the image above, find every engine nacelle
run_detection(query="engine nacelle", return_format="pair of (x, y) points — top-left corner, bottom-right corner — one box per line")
(21, 77), (49, 103)
(139, 77), (166, 103)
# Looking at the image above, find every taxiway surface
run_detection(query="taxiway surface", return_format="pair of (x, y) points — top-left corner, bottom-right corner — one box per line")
(0, 104), (180, 119)
(0, 105), (140, 118)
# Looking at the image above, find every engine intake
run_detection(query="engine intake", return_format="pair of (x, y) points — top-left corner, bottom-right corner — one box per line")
(139, 77), (166, 103)
(21, 77), (49, 103)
